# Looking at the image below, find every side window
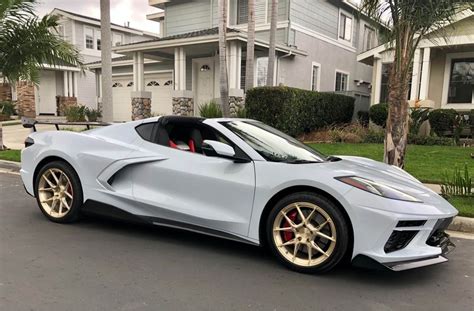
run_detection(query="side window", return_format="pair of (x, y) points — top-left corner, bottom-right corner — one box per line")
(135, 123), (155, 142)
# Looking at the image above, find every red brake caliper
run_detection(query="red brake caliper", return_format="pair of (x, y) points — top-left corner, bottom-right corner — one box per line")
(283, 211), (298, 242)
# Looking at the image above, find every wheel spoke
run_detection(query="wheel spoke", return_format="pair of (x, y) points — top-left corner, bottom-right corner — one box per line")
(305, 208), (317, 224)
(61, 198), (70, 210)
(41, 197), (54, 203)
(64, 191), (73, 199)
(58, 200), (63, 214)
(42, 175), (56, 188)
(282, 212), (297, 228)
(273, 227), (293, 232)
(315, 220), (329, 231)
(278, 238), (297, 247)
(293, 242), (300, 261)
(307, 244), (313, 263)
(311, 241), (330, 257)
(315, 231), (336, 242)
(294, 204), (306, 224)
(50, 199), (58, 214)
(39, 187), (54, 192)
(49, 169), (59, 183)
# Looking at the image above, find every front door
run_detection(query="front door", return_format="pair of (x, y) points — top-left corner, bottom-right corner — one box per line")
(193, 57), (215, 114)
(131, 136), (256, 238)
(38, 70), (57, 115)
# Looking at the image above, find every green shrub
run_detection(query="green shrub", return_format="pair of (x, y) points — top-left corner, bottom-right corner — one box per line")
(428, 109), (457, 136)
(363, 127), (385, 143)
(64, 105), (86, 122)
(0, 101), (16, 117)
(85, 107), (102, 122)
(235, 106), (247, 118)
(369, 103), (388, 127)
(245, 86), (354, 136)
(357, 110), (369, 127)
(409, 107), (430, 135)
(441, 164), (472, 197)
(408, 134), (452, 146)
(199, 100), (223, 118)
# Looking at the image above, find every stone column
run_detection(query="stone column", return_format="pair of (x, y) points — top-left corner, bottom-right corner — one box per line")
(410, 48), (422, 101)
(131, 91), (152, 120)
(372, 54), (382, 105)
(0, 83), (12, 101)
(229, 89), (245, 117)
(16, 81), (36, 117)
(172, 90), (194, 116)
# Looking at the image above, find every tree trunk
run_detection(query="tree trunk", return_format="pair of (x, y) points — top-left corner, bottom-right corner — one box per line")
(266, 0), (278, 86)
(0, 123), (4, 151)
(245, 0), (256, 91)
(384, 57), (411, 168)
(100, 0), (113, 122)
(218, 0), (230, 117)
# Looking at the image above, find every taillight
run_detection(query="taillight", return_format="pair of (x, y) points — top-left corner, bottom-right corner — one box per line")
(24, 137), (34, 148)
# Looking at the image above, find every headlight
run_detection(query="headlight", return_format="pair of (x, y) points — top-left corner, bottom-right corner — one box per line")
(336, 176), (422, 203)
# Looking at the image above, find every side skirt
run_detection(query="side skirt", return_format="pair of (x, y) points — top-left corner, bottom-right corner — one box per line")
(81, 200), (259, 246)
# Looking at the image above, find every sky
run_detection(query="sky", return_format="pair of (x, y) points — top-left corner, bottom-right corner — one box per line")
(36, 0), (161, 33)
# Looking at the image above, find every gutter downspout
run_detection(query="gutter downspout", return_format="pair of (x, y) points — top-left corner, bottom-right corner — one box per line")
(276, 51), (292, 86)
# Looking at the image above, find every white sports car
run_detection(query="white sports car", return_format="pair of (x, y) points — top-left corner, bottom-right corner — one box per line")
(20, 116), (457, 273)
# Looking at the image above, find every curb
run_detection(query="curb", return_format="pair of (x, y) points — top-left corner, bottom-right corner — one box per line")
(448, 216), (474, 234)
(0, 159), (20, 172)
(0, 159), (472, 234)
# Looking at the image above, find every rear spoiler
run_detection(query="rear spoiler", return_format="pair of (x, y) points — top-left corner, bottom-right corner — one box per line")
(21, 117), (111, 132)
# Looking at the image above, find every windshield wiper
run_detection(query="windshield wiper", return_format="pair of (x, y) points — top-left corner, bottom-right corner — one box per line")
(284, 159), (320, 164)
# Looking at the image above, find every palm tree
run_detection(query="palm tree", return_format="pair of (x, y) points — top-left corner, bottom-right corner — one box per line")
(100, 0), (113, 122)
(0, 0), (82, 150)
(245, 0), (256, 91)
(266, 0), (278, 86)
(0, 0), (82, 83)
(218, 0), (230, 117)
(361, 0), (473, 168)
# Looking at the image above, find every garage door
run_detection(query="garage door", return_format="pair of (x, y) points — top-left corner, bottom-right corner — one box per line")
(112, 72), (173, 122)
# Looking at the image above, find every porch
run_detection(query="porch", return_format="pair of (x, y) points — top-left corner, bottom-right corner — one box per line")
(89, 28), (305, 121)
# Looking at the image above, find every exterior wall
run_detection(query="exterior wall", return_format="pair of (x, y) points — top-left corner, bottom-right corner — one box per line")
(279, 31), (372, 94)
(77, 70), (97, 108)
(290, 0), (339, 39)
(428, 49), (447, 109)
(16, 81), (35, 117)
(166, 0), (212, 36)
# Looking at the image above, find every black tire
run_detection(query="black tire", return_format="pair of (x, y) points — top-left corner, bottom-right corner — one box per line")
(266, 192), (349, 273)
(34, 160), (83, 223)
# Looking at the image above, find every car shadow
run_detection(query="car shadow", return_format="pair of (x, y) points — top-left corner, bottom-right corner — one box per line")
(74, 213), (451, 287)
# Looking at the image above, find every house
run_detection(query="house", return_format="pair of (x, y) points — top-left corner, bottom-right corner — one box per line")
(358, 9), (474, 111)
(0, 8), (158, 118)
(88, 0), (380, 121)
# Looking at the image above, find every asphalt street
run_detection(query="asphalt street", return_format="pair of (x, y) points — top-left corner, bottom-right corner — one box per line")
(1, 172), (473, 311)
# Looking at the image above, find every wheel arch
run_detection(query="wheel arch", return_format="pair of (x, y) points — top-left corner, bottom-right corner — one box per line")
(258, 185), (354, 257)
(33, 156), (82, 191)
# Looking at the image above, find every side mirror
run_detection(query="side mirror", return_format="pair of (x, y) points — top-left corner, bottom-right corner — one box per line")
(202, 140), (236, 158)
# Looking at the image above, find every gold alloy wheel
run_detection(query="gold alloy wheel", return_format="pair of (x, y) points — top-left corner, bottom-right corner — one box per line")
(38, 168), (74, 218)
(272, 202), (337, 267)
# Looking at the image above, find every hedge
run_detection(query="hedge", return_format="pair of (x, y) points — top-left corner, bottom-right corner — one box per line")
(369, 103), (388, 127)
(428, 109), (458, 136)
(245, 86), (355, 136)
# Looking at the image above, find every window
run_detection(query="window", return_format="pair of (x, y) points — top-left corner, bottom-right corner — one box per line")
(363, 25), (375, 51)
(448, 58), (474, 104)
(127, 81), (134, 87)
(147, 81), (159, 86)
(335, 71), (349, 92)
(222, 120), (326, 163)
(112, 82), (123, 87)
(339, 12), (353, 42)
(164, 80), (173, 86)
(96, 30), (101, 50)
(311, 63), (320, 91)
(113, 33), (123, 46)
(256, 57), (268, 87)
(85, 27), (94, 49)
(237, 0), (249, 25)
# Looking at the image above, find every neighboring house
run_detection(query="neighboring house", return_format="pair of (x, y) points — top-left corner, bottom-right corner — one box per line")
(89, 0), (380, 122)
(3, 8), (158, 117)
(358, 9), (474, 111)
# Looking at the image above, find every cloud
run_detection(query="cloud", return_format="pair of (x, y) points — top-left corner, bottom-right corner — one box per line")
(36, 0), (161, 33)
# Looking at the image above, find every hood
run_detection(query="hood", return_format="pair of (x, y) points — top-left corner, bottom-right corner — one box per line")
(330, 156), (444, 205)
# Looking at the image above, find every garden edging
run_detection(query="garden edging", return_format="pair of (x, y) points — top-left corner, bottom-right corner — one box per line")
(0, 159), (472, 233)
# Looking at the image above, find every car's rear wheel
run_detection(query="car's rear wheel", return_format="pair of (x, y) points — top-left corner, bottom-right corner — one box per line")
(266, 192), (349, 273)
(34, 161), (83, 223)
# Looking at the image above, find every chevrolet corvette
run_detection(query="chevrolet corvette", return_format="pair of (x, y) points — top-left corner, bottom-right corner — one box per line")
(20, 116), (456, 273)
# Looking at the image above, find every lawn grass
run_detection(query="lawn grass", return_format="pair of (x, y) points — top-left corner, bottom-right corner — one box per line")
(309, 143), (473, 184)
(0, 149), (21, 162)
(448, 196), (474, 218)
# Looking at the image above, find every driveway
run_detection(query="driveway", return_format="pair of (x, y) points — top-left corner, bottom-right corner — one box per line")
(1, 172), (473, 311)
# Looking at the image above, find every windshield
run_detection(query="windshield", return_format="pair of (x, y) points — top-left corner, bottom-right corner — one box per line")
(222, 120), (327, 163)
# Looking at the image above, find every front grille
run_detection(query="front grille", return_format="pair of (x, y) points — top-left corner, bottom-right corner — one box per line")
(384, 230), (418, 253)
(426, 217), (454, 250)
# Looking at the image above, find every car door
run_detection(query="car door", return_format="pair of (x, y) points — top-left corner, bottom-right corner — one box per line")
(131, 127), (256, 238)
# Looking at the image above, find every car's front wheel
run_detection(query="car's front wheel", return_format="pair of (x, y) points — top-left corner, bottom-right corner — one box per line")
(34, 161), (83, 223)
(266, 192), (349, 273)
